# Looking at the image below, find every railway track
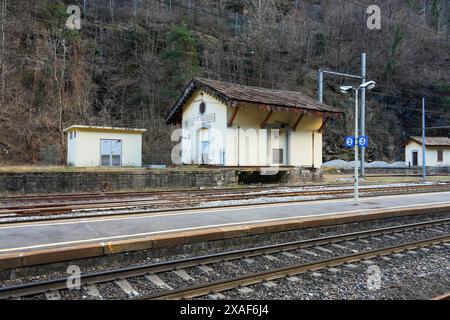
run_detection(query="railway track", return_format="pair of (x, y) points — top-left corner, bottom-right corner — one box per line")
(432, 293), (450, 300)
(143, 236), (449, 300)
(0, 174), (443, 204)
(1, 183), (450, 220)
(1, 218), (448, 300)
(1, 183), (352, 203)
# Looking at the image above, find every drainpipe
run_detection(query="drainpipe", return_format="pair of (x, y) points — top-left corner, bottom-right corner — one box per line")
(237, 126), (240, 166)
(312, 132), (315, 169)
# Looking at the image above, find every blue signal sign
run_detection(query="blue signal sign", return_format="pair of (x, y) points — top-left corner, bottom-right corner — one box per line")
(357, 136), (369, 147)
(344, 136), (355, 148)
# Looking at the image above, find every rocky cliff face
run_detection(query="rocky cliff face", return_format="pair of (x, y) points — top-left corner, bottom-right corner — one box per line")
(0, 0), (448, 165)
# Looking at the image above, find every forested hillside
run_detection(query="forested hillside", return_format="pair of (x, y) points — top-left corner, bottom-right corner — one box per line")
(0, 0), (449, 165)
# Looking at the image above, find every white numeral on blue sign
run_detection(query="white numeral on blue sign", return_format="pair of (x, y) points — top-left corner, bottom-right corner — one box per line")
(358, 136), (369, 147)
(344, 136), (369, 148)
(344, 136), (355, 148)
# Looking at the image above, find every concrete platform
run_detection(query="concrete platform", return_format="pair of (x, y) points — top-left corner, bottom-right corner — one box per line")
(1, 191), (450, 270)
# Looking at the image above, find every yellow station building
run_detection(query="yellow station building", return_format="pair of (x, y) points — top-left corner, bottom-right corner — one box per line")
(166, 78), (341, 168)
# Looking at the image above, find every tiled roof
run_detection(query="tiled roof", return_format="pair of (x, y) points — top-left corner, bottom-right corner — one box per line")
(409, 136), (450, 146)
(166, 78), (342, 124)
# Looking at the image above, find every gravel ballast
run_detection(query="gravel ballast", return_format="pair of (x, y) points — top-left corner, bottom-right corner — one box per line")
(211, 245), (449, 300)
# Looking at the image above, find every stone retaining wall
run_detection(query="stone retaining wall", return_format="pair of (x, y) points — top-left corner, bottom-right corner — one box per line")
(0, 170), (237, 194)
(0, 167), (325, 194)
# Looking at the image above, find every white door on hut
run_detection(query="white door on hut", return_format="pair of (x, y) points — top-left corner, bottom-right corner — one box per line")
(198, 127), (210, 164)
(267, 127), (288, 166)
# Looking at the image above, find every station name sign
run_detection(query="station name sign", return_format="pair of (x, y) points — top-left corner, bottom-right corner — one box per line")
(192, 113), (216, 126)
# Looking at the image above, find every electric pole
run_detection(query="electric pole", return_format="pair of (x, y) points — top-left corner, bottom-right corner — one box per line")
(0, 0), (5, 108)
(422, 97), (426, 180)
(318, 53), (367, 176)
(360, 53), (366, 176)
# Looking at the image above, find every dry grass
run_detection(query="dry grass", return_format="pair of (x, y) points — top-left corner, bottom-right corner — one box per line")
(0, 165), (220, 173)
(0, 165), (141, 173)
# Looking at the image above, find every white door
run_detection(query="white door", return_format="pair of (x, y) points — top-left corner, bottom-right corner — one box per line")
(100, 139), (122, 167)
(270, 129), (286, 165)
(199, 128), (210, 164)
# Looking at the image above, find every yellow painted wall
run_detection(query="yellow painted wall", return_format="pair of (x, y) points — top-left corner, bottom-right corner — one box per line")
(67, 129), (143, 167)
(181, 94), (324, 167)
(226, 103), (323, 167)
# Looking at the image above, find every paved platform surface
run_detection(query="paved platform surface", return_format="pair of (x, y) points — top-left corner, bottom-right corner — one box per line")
(1, 191), (450, 255)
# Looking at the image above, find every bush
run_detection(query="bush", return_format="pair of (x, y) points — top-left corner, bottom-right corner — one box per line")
(39, 145), (60, 165)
